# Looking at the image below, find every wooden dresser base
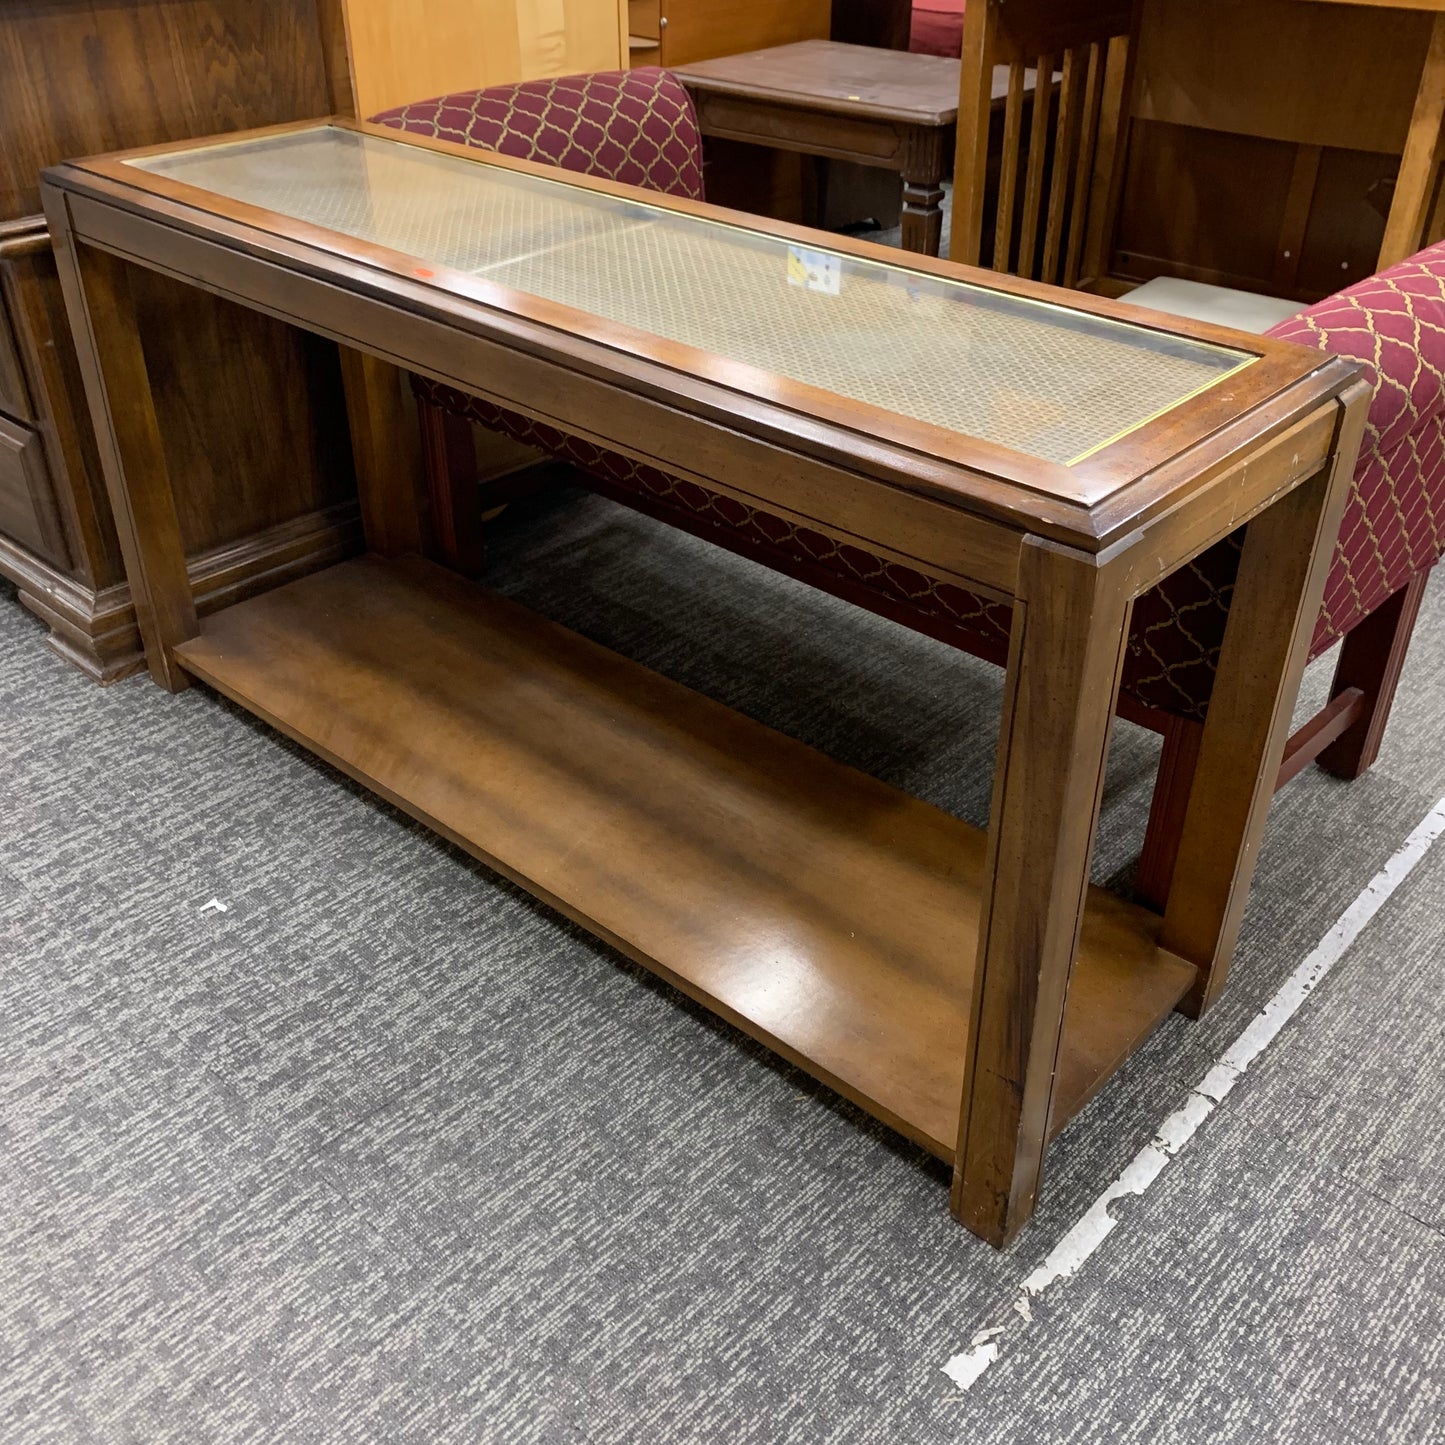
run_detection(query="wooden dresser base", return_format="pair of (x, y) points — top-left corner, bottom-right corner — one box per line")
(3, 501), (362, 683)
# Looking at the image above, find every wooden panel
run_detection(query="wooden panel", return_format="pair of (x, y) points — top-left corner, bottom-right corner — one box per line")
(658, 0), (832, 69)
(130, 268), (357, 555)
(174, 554), (1197, 1161)
(1136, 0), (1432, 153)
(1114, 121), (1297, 287)
(0, 299), (29, 420)
(0, 0), (342, 222)
(1295, 148), (1397, 297)
(830, 0), (911, 49)
(343, 0), (626, 118)
(0, 413), (67, 565)
(1115, 121), (1393, 300)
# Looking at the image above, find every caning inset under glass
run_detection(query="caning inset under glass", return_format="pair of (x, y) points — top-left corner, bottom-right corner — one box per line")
(131, 126), (1254, 467)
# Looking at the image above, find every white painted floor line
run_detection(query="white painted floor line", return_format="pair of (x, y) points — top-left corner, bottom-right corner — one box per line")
(942, 792), (1445, 1394)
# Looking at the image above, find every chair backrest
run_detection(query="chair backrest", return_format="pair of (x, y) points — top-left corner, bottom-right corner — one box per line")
(949, 0), (1135, 289)
(368, 67), (705, 202)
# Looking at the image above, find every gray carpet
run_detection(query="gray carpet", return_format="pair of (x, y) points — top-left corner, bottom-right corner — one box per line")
(2, 485), (1442, 1443)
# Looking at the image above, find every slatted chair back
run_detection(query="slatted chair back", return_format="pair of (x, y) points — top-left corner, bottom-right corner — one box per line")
(949, 0), (1137, 289)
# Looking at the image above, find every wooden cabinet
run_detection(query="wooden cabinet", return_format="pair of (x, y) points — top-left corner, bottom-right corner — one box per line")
(342, 0), (629, 117)
(1112, 0), (1445, 301)
(0, 0), (361, 681)
(627, 0), (831, 69)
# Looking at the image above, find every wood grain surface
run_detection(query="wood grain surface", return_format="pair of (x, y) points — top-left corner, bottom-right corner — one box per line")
(175, 554), (1197, 1161)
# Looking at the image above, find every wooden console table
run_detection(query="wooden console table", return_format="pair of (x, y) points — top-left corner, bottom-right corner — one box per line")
(42, 121), (1366, 1245)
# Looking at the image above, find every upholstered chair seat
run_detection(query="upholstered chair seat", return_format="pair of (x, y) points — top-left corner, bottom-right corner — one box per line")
(369, 68), (704, 200)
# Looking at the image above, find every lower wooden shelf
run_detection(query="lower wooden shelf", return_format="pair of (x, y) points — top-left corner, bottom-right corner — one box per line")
(174, 555), (1196, 1161)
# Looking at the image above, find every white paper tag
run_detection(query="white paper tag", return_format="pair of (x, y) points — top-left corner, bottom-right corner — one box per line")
(786, 246), (842, 295)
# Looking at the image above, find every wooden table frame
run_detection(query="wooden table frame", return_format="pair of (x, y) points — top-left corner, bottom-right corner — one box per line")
(42, 119), (1367, 1246)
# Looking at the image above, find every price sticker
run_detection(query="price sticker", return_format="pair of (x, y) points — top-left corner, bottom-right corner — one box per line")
(786, 246), (842, 296)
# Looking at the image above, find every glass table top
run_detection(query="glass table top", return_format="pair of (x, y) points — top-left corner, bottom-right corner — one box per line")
(130, 126), (1253, 467)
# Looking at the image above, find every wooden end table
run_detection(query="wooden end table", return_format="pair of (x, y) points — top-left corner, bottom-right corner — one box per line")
(673, 40), (974, 256)
(42, 121), (1366, 1246)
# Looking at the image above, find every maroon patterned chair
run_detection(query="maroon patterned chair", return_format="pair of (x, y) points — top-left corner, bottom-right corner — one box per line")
(1133, 245), (1445, 902)
(374, 76), (1443, 921)
(369, 68), (704, 200)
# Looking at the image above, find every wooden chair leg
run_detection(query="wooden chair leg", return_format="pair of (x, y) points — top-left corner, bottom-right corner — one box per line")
(416, 392), (486, 576)
(1135, 715), (1204, 913)
(1317, 569), (1432, 779)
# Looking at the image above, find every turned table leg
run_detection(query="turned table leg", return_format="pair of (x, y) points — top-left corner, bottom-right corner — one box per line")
(900, 127), (949, 256)
(953, 537), (1132, 1246)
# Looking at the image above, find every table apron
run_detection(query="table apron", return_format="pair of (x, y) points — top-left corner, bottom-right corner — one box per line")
(690, 92), (926, 168)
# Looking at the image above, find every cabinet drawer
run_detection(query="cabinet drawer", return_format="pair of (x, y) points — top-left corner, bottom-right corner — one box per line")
(0, 306), (29, 422)
(0, 413), (68, 566)
(629, 0), (660, 40)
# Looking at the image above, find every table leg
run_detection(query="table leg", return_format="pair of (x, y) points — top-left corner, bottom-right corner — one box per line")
(339, 347), (426, 558)
(901, 127), (949, 256)
(953, 538), (1132, 1246)
(1159, 382), (1370, 1017)
(42, 190), (196, 692)
(417, 392), (486, 577)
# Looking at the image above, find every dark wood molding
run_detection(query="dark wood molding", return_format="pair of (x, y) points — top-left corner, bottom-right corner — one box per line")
(4, 500), (362, 684)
